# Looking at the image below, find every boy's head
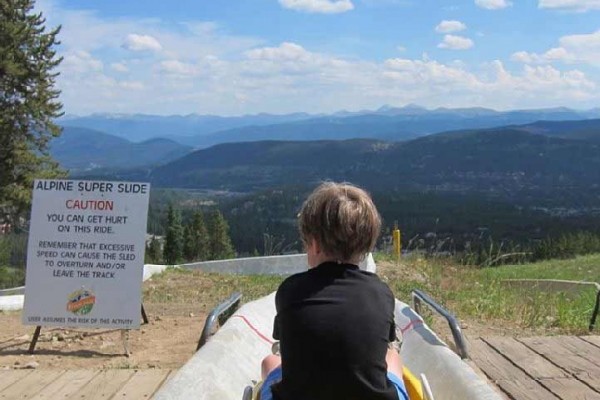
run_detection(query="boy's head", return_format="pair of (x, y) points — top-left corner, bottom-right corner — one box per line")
(298, 182), (381, 264)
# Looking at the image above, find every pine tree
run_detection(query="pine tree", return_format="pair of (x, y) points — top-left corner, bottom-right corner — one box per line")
(207, 210), (235, 260)
(163, 205), (183, 265)
(182, 225), (195, 262)
(0, 0), (65, 228)
(145, 235), (162, 264)
(0, 237), (10, 267)
(191, 211), (210, 261)
(182, 211), (210, 262)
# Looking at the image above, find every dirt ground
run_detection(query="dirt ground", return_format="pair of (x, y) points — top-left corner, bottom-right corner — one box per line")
(0, 303), (207, 371)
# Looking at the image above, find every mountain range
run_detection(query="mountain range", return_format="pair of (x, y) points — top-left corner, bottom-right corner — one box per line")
(53, 108), (600, 206)
(59, 105), (600, 146)
(147, 124), (600, 203)
(50, 126), (191, 171)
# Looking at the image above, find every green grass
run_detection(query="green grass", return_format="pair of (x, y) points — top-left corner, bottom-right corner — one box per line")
(481, 254), (600, 282)
(143, 267), (284, 313)
(0, 266), (25, 290)
(399, 254), (600, 335)
(145, 254), (600, 335)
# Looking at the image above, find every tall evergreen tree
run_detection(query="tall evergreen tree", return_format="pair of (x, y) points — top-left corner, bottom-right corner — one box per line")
(0, 0), (65, 228)
(145, 235), (162, 264)
(191, 210), (210, 261)
(207, 210), (235, 260)
(163, 205), (183, 265)
(182, 225), (195, 262)
(183, 211), (210, 262)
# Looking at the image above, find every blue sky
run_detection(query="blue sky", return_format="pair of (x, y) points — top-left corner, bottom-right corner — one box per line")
(37, 0), (600, 115)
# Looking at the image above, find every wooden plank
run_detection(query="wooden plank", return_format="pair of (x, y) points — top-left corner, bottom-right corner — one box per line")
(555, 336), (600, 368)
(469, 338), (560, 400)
(0, 370), (33, 392)
(580, 336), (600, 349)
(484, 337), (568, 379)
(0, 370), (64, 399)
(30, 370), (99, 400)
(65, 370), (135, 400)
(111, 369), (171, 399)
(540, 377), (600, 400)
(496, 379), (562, 400)
(520, 336), (600, 373)
(520, 336), (600, 392)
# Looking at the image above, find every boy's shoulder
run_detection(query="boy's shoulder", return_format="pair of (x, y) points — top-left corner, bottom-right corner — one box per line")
(277, 268), (313, 293)
(276, 264), (393, 300)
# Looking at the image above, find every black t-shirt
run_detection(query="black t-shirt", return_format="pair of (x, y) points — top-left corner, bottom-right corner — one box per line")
(271, 262), (399, 400)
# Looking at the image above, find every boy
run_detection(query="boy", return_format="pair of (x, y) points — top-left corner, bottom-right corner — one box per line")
(260, 182), (408, 400)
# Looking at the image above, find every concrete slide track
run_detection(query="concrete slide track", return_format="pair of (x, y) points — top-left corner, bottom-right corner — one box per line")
(155, 255), (502, 400)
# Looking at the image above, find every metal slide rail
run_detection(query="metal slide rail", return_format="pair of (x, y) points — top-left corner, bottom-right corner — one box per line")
(197, 291), (242, 351)
(0, 286), (24, 296)
(411, 289), (468, 360)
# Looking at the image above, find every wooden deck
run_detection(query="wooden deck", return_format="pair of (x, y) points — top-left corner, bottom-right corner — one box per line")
(2, 336), (599, 400)
(470, 336), (600, 400)
(0, 369), (174, 399)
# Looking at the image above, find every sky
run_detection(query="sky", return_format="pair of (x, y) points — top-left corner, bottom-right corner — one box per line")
(36, 0), (600, 116)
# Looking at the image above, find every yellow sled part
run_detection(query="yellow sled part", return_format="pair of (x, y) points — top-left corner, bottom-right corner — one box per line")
(251, 381), (263, 400)
(403, 366), (424, 400)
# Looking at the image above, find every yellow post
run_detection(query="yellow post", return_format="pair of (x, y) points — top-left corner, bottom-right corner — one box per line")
(392, 223), (401, 264)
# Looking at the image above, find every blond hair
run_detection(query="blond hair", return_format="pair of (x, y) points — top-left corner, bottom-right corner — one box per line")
(298, 182), (381, 263)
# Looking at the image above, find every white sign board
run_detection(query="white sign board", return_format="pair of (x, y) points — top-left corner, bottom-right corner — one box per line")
(23, 179), (150, 329)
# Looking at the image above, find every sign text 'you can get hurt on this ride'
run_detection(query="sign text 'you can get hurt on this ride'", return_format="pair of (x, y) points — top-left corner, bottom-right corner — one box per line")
(23, 180), (150, 329)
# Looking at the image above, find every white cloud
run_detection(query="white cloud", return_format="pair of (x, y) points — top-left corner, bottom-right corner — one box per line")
(511, 51), (543, 64)
(62, 51), (103, 73)
(559, 30), (600, 63)
(538, 0), (600, 11)
(438, 35), (474, 50)
(475, 0), (512, 9)
(36, 1), (262, 60)
(360, 0), (412, 6)
(245, 42), (314, 62)
(110, 62), (129, 73)
(32, 0), (600, 114)
(512, 30), (600, 66)
(278, 0), (354, 13)
(381, 57), (595, 109)
(512, 48), (574, 64)
(242, 42), (345, 78)
(122, 34), (162, 52)
(119, 81), (145, 90)
(384, 58), (478, 86)
(160, 60), (199, 76)
(435, 20), (467, 33)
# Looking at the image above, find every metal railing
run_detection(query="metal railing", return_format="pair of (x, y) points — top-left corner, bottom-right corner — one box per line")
(197, 292), (242, 351)
(411, 289), (469, 359)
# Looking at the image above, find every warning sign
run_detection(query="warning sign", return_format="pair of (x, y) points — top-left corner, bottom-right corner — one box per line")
(22, 179), (150, 329)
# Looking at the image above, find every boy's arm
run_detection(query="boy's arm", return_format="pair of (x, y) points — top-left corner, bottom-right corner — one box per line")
(389, 320), (397, 342)
(273, 314), (280, 340)
(272, 285), (284, 340)
(387, 287), (397, 342)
